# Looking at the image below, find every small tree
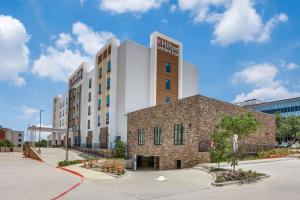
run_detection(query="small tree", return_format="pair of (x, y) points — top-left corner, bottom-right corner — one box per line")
(115, 140), (126, 158)
(0, 140), (14, 147)
(210, 129), (231, 168)
(211, 113), (261, 171)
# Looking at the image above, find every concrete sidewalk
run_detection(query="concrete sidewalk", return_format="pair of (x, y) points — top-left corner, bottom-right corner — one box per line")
(0, 152), (81, 200)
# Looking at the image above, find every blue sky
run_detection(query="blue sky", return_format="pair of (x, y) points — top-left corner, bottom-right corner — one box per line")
(0, 0), (300, 138)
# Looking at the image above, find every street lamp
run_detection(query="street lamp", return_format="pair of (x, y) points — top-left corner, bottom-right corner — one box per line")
(38, 109), (44, 154)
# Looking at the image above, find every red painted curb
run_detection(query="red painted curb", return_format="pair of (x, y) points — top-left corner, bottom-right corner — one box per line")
(51, 167), (84, 200)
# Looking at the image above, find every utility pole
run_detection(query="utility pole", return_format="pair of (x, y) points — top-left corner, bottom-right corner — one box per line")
(66, 90), (71, 161)
(38, 109), (44, 154)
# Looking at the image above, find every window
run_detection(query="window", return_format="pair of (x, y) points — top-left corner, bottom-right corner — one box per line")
(98, 99), (101, 110)
(98, 83), (102, 94)
(88, 92), (91, 102)
(106, 95), (110, 107)
(89, 79), (92, 88)
(166, 79), (171, 90)
(164, 97), (172, 104)
(107, 77), (110, 90)
(107, 60), (111, 72)
(97, 115), (100, 127)
(174, 124), (184, 145)
(165, 63), (171, 73)
(88, 106), (91, 116)
(88, 120), (90, 129)
(18, 134), (22, 137)
(99, 67), (103, 79)
(106, 112), (109, 125)
(138, 128), (145, 145)
(18, 139), (21, 142)
(154, 127), (162, 145)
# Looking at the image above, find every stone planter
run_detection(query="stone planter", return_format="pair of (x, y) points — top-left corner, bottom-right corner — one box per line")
(5, 147), (12, 152)
(13, 147), (23, 152)
(0, 147), (5, 152)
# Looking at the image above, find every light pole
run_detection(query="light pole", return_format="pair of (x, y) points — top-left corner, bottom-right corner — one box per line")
(38, 109), (44, 154)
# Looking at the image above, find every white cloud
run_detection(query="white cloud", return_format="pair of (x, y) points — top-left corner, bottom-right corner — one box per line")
(286, 63), (299, 71)
(233, 63), (279, 87)
(0, 15), (30, 86)
(32, 47), (88, 82)
(233, 86), (300, 103)
(79, 0), (85, 7)
(170, 4), (177, 13)
(21, 105), (39, 119)
(55, 33), (73, 49)
(72, 21), (114, 56)
(232, 62), (300, 103)
(33, 22), (113, 82)
(99, 0), (166, 14)
(178, 0), (288, 45)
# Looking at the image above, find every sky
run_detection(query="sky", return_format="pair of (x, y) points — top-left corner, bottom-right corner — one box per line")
(0, 0), (300, 139)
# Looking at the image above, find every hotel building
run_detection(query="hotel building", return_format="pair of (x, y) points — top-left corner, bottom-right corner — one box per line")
(51, 32), (199, 149)
(0, 126), (24, 147)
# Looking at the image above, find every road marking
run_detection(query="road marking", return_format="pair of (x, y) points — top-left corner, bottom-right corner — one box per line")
(155, 176), (168, 181)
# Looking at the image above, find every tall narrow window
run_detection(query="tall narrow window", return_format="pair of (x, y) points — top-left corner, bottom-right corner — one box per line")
(165, 63), (171, 73)
(98, 99), (101, 110)
(88, 92), (91, 102)
(88, 120), (90, 129)
(98, 115), (101, 126)
(89, 79), (92, 88)
(99, 67), (103, 79)
(107, 77), (110, 90)
(98, 83), (102, 94)
(138, 128), (145, 145)
(174, 124), (184, 145)
(166, 79), (171, 90)
(107, 60), (111, 72)
(106, 95), (110, 107)
(88, 106), (91, 116)
(106, 112), (109, 125)
(154, 127), (162, 145)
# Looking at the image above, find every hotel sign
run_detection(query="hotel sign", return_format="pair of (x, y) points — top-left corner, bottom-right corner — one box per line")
(157, 37), (179, 57)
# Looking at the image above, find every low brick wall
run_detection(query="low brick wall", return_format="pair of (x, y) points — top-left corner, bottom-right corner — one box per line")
(127, 95), (276, 170)
(23, 147), (43, 161)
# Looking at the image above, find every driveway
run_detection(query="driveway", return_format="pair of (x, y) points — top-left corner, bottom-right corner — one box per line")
(0, 152), (81, 200)
(63, 158), (300, 200)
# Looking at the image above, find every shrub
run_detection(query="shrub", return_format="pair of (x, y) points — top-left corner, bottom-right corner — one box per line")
(257, 148), (289, 159)
(58, 159), (83, 167)
(0, 140), (14, 147)
(115, 140), (126, 158)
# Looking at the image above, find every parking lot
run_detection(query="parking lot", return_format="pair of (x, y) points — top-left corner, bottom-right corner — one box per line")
(1, 148), (300, 200)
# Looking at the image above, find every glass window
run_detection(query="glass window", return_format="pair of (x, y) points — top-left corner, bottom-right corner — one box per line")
(88, 92), (91, 102)
(106, 112), (109, 125)
(98, 99), (101, 110)
(99, 67), (103, 79)
(107, 60), (111, 72)
(164, 97), (172, 104)
(89, 79), (92, 88)
(106, 95), (110, 107)
(97, 115), (100, 127)
(138, 128), (145, 145)
(174, 124), (184, 145)
(98, 83), (101, 94)
(154, 127), (162, 145)
(107, 78), (110, 90)
(165, 63), (171, 73)
(166, 79), (171, 90)
(88, 106), (91, 115)
(88, 120), (90, 129)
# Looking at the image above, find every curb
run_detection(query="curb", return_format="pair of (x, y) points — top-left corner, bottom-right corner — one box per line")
(51, 167), (84, 200)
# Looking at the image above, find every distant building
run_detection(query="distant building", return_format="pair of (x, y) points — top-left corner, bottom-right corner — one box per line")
(237, 97), (300, 117)
(0, 127), (24, 147)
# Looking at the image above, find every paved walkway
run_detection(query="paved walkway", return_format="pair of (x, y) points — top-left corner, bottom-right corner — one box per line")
(0, 153), (81, 200)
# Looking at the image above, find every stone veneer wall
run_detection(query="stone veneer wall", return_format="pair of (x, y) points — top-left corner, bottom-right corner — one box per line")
(127, 95), (276, 170)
